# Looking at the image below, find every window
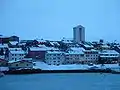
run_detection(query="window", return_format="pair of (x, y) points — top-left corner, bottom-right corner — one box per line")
(26, 64), (29, 66)
(58, 57), (60, 59)
(15, 54), (16, 56)
(53, 58), (56, 59)
(80, 54), (84, 57)
(15, 58), (17, 61)
(86, 55), (89, 57)
(12, 54), (14, 56)
(16, 64), (18, 66)
(20, 54), (22, 56)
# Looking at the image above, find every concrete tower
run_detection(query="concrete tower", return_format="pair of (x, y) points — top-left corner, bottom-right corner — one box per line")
(73, 25), (85, 43)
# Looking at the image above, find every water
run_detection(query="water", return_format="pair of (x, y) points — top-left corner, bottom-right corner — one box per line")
(0, 73), (120, 90)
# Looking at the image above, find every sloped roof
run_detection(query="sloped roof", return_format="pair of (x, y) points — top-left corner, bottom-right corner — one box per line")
(99, 50), (119, 54)
(30, 47), (47, 51)
(9, 41), (18, 45)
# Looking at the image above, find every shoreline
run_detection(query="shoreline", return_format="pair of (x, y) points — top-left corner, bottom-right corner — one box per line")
(3, 68), (120, 75)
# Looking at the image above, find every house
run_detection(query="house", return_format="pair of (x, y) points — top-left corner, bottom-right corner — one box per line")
(8, 60), (33, 69)
(27, 47), (47, 61)
(64, 47), (85, 64)
(99, 50), (119, 64)
(84, 49), (99, 64)
(64, 51), (84, 64)
(45, 51), (65, 65)
(8, 48), (25, 61)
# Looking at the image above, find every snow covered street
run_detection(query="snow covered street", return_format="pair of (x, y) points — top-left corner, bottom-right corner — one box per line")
(33, 61), (120, 70)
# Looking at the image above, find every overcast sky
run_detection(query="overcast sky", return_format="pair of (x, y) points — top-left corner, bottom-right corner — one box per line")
(0, 0), (120, 42)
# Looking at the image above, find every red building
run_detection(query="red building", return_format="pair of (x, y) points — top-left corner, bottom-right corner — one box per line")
(28, 47), (46, 61)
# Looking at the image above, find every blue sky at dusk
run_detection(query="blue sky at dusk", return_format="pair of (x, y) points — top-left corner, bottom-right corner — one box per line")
(0, 0), (120, 42)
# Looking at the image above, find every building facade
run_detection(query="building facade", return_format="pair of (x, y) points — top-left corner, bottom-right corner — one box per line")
(28, 47), (46, 61)
(99, 50), (119, 64)
(64, 51), (84, 64)
(45, 51), (65, 65)
(73, 25), (85, 43)
(8, 48), (25, 61)
(84, 50), (99, 64)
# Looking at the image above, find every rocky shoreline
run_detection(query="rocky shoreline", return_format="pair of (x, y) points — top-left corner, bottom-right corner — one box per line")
(2, 68), (120, 75)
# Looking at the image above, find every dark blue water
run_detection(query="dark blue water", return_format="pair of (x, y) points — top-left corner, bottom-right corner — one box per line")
(0, 73), (120, 90)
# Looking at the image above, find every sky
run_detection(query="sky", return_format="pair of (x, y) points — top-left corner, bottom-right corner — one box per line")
(0, 0), (120, 42)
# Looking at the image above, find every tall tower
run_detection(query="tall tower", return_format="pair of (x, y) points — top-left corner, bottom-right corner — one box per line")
(73, 25), (85, 43)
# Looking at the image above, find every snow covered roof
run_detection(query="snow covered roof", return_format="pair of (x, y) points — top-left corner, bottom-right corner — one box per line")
(50, 42), (54, 46)
(38, 45), (46, 48)
(84, 44), (94, 48)
(99, 50), (119, 55)
(100, 56), (119, 58)
(46, 47), (59, 51)
(65, 51), (84, 55)
(47, 51), (64, 54)
(71, 47), (85, 51)
(36, 39), (46, 43)
(30, 47), (47, 51)
(9, 41), (18, 45)
(50, 41), (60, 46)
(101, 44), (110, 48)
(9, 48), (22, 51)
(67, 47), (84, 54)
(0, 44), (8, 48)
(84, 49), (98, 52)
(10, 50), (25, 54)
(22, 58), (32, 61)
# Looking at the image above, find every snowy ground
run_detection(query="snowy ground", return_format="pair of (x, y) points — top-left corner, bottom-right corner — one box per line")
(0, 67), (9, 71)
(33, 62), (120, 70)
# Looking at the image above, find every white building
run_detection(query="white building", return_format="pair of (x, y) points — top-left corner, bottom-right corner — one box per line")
(84, 49), (99, 64)
(73, 25), (85, 43)
(99, 50), (119, 64)
(8, 48), (25, 61)
(65, 51), (84, 64)
(45, 51), (65, 65)
(64, 47), (85, 64)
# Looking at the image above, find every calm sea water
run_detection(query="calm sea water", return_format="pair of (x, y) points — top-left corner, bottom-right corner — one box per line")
(0, 73), (120, 90)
